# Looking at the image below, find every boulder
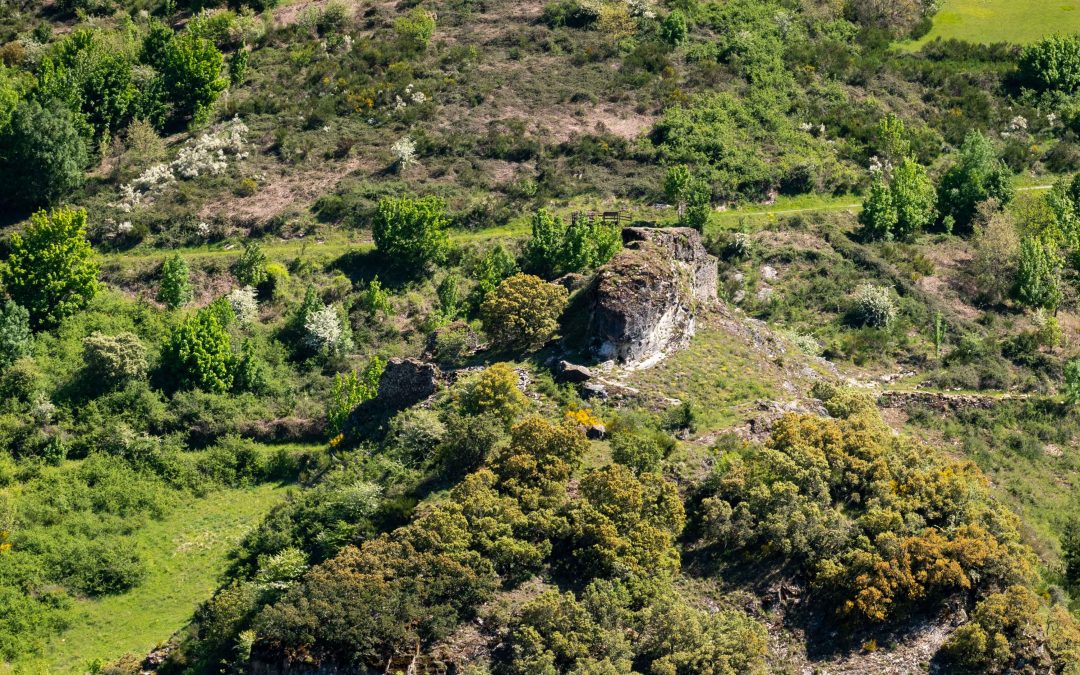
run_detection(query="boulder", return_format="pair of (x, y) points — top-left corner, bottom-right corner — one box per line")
(343, 358), (441, 439)
(554, 360), (593, 383)
(589, 227), (718, 366)
(375, 358), (441, 410)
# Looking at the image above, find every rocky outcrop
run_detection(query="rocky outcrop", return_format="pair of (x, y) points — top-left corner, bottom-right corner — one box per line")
(554, 360), (593, 383)
(589, 227), (718, 367)
(344, 358), (442, 439)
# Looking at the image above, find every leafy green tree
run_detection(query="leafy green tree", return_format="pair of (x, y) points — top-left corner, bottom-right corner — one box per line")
(228, 48), (249, 86)
(0, 100), (88, 209)
(436, 273), (461, 320)
(160, 306), (236, 392)
(858, 176), (897, 241)
(480, 274), (568, 351)
(372, 195), (451, 273)
(1063, 517), (1080, 587)
(234, 242), (268, 287)
(523, 209), (620, 278)
(0, 301), (31, 367)
(1064, 359), (1080, 405)
(155, 31), (227, 125)
(158, 254), (193, 309)
(472, 244), (518, 302)
(890, 156), (937, 240)
(4, 207), (98, 329)
(937, 131), (1014, 233)
(1013, 235), (1062, 310)
(361, 276), (392, 318)
(1018, 34), (1080, 93)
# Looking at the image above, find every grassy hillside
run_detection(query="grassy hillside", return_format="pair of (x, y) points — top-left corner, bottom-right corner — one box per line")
(907, 0), (1080, 48)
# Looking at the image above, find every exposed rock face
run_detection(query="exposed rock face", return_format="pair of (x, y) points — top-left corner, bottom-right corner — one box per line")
(589, 227), (718, 367)
(374, 358), (441, 409)
(344, 358), (441, 439)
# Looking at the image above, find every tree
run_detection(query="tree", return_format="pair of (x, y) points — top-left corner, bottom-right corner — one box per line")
(470, 244), (518, 307)
(327, 357), (386, 434)
(937, 131), (1014, 234)
(0, 100), (88, 209)
(158, 254), (193, 309)
(659, 10), (688, 46)
(1063, 517), (1080, 587)
(160, 307), (236, 392)
(480, 274), (568, 351)
(1013, 235), (1062, 310)
(858, 176), (898, 241)
(890, 156), (936, 240)
(156, 31), (227, 125)
(0, 301), (31, 367)
(851, 283), (897, 328)
(372, 195), (450, 273)
(4, 207), (98, 329)
(1018, 34), (1080, 93)
(1064, 359), (1080, 405)
(971, 202), (1019, 305)
(304, 305), (352, 357)
(523, 209), (620, 278)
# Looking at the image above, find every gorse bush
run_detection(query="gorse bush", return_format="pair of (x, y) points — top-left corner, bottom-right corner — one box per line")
(480, 274), (568, 351)
(83, 332), (148, 389)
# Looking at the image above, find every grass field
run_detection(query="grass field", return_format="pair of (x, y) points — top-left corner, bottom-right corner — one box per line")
(907, 0), (1080, 48)
(11, 483), (292, 674)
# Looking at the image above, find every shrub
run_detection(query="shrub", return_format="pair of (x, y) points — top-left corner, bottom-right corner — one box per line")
(1018, 34), (1080, 93)
(160, 306), (236, 392)
(610, 429), (672, 473)
(1063, 358), (1080, 404)
(0, 100), (88, 209)
(851, 283), (897, 328)
(970, 203), (1019, 305)
(470, 244), (518, 306)
(228, 286), (259, 324)
(1013, 235), (1062, 310)
(858, 176), (897, 241)
(158, 254), (193, 309)
(3, 207), (98, 329)
(394, 7), (436, 51)
(437, 411), (507, 474)
(387, 408), (446, 466)
(0, 302), (32, 367)
(480, 274), (568, 351)
(83, 332), (148, 389)
(304, 305), (352, 357)
(372, 195), (451, 273)
(234, 242), (268, 287)
(457, 363), (529, 423)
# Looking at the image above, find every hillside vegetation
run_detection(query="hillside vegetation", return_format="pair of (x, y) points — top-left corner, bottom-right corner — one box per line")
(1, 0), (1080, 673)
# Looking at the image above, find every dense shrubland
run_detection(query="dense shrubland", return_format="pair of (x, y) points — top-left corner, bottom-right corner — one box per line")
(2, 0), (1080, 671)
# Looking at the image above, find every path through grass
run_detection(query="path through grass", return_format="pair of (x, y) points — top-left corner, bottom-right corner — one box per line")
(26, 483), (291, 673)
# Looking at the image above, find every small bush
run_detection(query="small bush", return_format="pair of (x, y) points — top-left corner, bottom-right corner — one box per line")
(851, 283), (897, 328)
(83, 333), (148, 389)
(480, 274), (568, 351)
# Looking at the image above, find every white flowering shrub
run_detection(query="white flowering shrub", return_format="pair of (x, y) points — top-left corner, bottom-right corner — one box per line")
(852, 283), (898, 328)
(391, 136), (417, 170)
(112, 117), (249, 211)
(228, 286), (259, 324)
(305, 305), (353, 356)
